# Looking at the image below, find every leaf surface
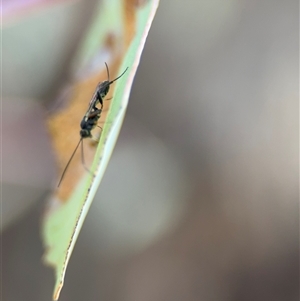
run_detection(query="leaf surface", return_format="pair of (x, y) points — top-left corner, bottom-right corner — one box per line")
(42, 0), (159, 299)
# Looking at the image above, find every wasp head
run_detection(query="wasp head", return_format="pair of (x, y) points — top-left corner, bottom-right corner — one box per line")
(99, 81), (110, 99)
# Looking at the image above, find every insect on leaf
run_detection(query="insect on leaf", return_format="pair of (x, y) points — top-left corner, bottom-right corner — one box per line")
(42, 0), (160, 299)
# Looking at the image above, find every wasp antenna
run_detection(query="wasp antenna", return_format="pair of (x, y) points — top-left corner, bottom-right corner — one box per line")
(108, 67), (128, 85)
(57, 138), (83, 187)
(104, 62), (110, 82)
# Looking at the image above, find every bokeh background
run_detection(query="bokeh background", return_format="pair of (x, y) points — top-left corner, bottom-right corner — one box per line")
(2, 0), (299, 300)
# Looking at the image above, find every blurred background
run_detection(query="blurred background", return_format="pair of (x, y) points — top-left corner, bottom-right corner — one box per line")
(2, 0), (299, 300)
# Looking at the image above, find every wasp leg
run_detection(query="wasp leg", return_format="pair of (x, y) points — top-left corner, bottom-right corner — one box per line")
(81, 139), (95, 177)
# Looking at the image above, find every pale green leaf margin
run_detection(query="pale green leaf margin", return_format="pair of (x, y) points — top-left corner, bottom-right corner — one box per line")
(42, 1), (160, 299)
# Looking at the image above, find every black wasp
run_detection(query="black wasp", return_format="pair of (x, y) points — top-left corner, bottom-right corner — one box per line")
(57, 63), (128, 187)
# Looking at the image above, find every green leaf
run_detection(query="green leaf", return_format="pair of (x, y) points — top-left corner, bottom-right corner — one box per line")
(42, 0), (159, 299)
